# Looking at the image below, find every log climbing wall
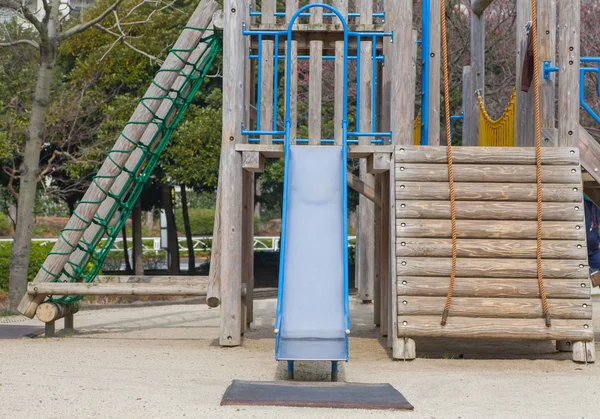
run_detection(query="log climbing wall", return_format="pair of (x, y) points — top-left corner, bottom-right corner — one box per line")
(393, 146), (595, 361)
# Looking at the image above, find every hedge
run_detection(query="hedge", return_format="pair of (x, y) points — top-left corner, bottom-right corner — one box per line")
(175, 208), (259, 236)
(0, 242), (54, 292)
(0, 212), (11, 236)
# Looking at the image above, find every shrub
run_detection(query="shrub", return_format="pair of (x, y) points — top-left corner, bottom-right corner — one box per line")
(0, 212), (11, 236)
(0, 242), (54, 292)
(175, 208), (259, 236)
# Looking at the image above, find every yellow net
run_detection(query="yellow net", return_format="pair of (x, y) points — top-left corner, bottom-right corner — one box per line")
(478, 88), (517, 147)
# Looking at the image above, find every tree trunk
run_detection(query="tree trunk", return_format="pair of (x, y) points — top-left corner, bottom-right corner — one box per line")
(145, 211), (154, 230)
(180, 185), (195, 274)
(161, 183), (180, 274)
(132, 198), (144, 276)
(8, 32), (57, 311)
(122, 225), (132, 273)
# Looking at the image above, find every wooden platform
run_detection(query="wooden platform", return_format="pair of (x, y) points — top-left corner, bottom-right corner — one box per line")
(393, 146), (594, 361)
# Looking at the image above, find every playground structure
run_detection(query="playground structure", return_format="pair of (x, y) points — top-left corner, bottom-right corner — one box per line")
(15, 0), (600, 368)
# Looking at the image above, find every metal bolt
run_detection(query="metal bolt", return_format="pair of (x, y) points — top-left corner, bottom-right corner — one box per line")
(579, 264), (585, 268)
(402, 321), (408, 326)
(569, 130), (574, 135)
(229, 136), (235, 141)
(231, 8), (236, 13)
(402, 300), (408, 305)
(583, 304), (588, 308)
(401, 242), (406, 246)
(584, 324), (589, 329)
(401, 204), (406, 208)
(570, 46), (574, 52)
(578, 244), (582, 249)
(569, 60), (574, 65)
(400, 185), (405, 189)
(575, 206), (580, 210)
(576, 225), (581, 230)
(571, 169), (577, 173)
(581, 283), (587, 287)
(401, 223), (406, 227)
(570, 150), (576, 154)
(402, 280), (408, 285)
(573, 187), (578, 192)
(401, 261), (407, 266)
(400, 167), (405, 171)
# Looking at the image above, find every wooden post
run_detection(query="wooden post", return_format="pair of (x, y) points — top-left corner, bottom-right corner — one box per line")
(286, 1), (299, 144)
(428, 0), (441, 146)
(374, 175), (382, 325)
(242, 171), (255, 328)
(380, 172), (390, 336)
(219, 0), (245, 346)
(260, 0), (276, 144)
(17, 0), (220, 318)
(558, 0), (580, 147)
(462, 66), (474, 145)
(538, 0), (556, 132)
(132, 198), (144, 276)
(309, 1), (323, 145)
(64, 314), (74, 331)
(388, 0), (414, 356)
(357, 0), (375, 304)
(45, 322), (55, 338)
(516, 0), (534, 146)
(36, 301), (82, 323)
(334, 0), (348, 146)
(207, 175), (222, 308)
(470, 2), (485, 146)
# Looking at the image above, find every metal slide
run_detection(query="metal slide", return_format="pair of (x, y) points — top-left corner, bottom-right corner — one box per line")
(275, 146), (350, 367)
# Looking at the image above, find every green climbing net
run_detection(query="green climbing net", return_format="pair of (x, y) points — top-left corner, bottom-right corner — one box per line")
(47, 28), (222, 304)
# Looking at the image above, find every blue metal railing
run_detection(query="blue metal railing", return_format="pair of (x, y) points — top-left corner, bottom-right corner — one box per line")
(249, 5), (386, 21)
(242, 13), (392, 145)
(581, 57), (600, 124)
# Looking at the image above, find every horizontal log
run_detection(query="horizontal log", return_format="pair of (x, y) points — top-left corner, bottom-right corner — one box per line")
(235, 144), (393, 159)
(36, 301), (82, 323)
(396, 220), (585, 240)
(396, 201), (583, 221)
(397, 276), (591, 299)
(396, 258), (588, 278)
(395, 164), (581, 184)
(347, 172), (381, 206)
(395, 182), (582, 202)
(397, 316), (594, 340)
(396, 239), (587, 259)
(97, 276), (209, 284)
(397, 297), (591, 319)
(28, 282), (213, 296)
(395, 146), (580, 165)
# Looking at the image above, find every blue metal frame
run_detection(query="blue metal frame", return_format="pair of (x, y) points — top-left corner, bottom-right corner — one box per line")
(581, 57), (600, 124)
(249, 4), (385, 21)
(450, 114), (464, 142)
(543, 61), (559, 80)
(274, 3), (351, 362)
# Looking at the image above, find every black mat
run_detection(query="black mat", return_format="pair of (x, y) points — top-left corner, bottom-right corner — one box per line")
(221, 380), (414, 410)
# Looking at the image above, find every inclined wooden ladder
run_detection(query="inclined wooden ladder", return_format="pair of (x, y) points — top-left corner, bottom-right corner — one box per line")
(392, 146), (595, 363)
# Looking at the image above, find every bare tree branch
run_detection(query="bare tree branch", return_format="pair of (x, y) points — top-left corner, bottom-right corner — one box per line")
(0, 0), (44, 32)
(0, 39), (40, 49)
(94, 23), (163, 64)
(57, 0), (125, 41)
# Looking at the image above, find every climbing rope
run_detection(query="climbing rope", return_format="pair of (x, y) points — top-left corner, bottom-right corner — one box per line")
(45, 29), (222, 305)
(440, 0), (456, 326)
(478, 88), (517, 147)
(531, 0), (551, 327)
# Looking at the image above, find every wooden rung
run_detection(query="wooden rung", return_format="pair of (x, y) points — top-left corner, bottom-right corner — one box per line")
(28, 281), (212, 296)
(395, 164), (581, 184)
(398, 297), (592, 320)
(395, 182), (582, 202)
(396, 239), (587, 260)
(395, 146), (580, 165)
(396, 258), (588, 279)
(97, 275), (209, 284)
(397, 220), (585, 240)
(397, 277), (591, 299)
(396, 201), (584, 221)
(397, 316), (594, 341)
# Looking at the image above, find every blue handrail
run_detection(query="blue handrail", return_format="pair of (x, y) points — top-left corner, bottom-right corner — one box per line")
(581, 57), (600, 124)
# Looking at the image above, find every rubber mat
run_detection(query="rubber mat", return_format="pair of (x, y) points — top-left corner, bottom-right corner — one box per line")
(221, 380), (414, 410)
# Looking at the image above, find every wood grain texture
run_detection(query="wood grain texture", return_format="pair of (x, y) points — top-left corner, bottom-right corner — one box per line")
(516, 0), (533, 146)
(97, 275), (209, 284)
(36, 301), (82, 323)
(395, 164), (581, 183)
(28, 282), (211, 296)
(396, 201), (583, 221)
(396, 219), (584, 240)
(333, 1), (348, 145)
(260, 0), (276, 144)
(395, 146), (580, 164)
(308, 0), (323, 145)
(395, 238), (587, 260)
(347, 172), (381, 207)
(242, 171), (255, 326)
(428, 0), (441, 146)
(558, 0), (580, 147)
(395, 182), (582, 202)
(578, 124), (600, 185)
(397, 276), (591, 299)
(374, 175), (382, 326)
(573, 340), (596, 363)
(398, 296), (591, 319)
(470, 9), (485, 144)
(538, 0), (556, 130)
(381, 173), (390, 336)
(359, 0), (373, 146)
(396, 258), (588, 279)
(286, 1), (299, 144)
(397, 316), (594, 340)
(242, 151), (265, 173)
(461, 66), (474, 145)
(357, 162), (375, 301)
(367, 152), (392, 174)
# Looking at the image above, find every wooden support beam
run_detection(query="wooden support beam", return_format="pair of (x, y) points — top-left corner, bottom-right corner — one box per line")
(36, 301), (82, 323)
(374, 175), (382, 326)
(207, 175), (222, 308)
(428, 0), (441, 145)
(28, 282), (212, 297)
(558, 0), (580, 147)
(242, 151), (265, 173)
(471, 0), (495, 16)
(470, 4), (485, 145)
(334, 0), (348, 145)
(347, 173), (382, 207)
(308, 1), (323, 145)
(516, 0), (533, 146)
(380, 173), (391, 337)
(219, 0), (245, 346)
(97, 275), (209, 284)
(286, 0), (299, 144)
(367, 152), (391, 174)
(242, 171), (255, 328)
(260, 0), (276, 144)
(235, 144), (394, 158)
(461, 66), (474, 145)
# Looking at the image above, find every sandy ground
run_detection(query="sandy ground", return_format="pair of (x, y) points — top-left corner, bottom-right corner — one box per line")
(1, 297), (600, 419)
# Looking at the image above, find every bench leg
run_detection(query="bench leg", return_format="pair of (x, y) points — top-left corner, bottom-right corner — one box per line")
(573, 340), (596, 363)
